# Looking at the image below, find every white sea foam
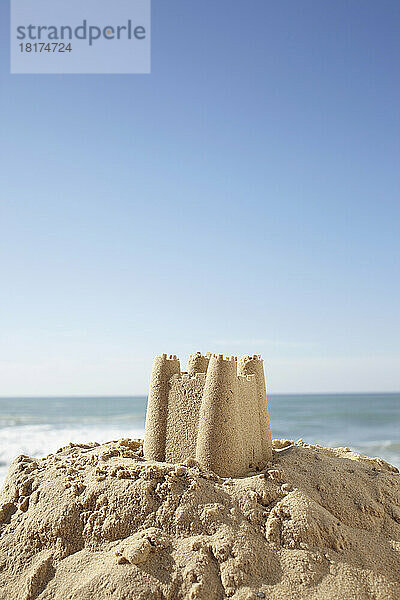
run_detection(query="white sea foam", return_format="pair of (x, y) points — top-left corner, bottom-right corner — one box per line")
(317, 438), (400, 469)
(0, 423), (145, 483)
(351, 439), (400, 469)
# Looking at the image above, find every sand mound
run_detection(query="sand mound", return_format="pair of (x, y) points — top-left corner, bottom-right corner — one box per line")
(0, 438), (399, 600)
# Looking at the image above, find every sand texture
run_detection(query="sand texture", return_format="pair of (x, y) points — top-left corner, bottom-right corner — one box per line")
(0, 438), (399, 600)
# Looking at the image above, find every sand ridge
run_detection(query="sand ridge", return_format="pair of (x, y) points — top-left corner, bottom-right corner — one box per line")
(0, 438), (399, 599)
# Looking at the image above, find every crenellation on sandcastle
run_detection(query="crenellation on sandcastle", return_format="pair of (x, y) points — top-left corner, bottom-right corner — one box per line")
(144, 351), (272, 477)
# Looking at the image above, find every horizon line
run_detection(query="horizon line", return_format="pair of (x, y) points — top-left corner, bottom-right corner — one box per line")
(0, 390), (399, 399)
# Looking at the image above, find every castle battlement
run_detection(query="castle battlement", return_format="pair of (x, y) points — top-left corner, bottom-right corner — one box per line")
(144, 352), (272, 477)
(237, 374), (256, 382)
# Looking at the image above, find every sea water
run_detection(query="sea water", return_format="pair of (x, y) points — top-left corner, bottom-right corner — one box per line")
(0, 393), (399, 483)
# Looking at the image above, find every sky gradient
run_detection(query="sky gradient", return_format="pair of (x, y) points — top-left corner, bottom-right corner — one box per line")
(0, 0), (399, 395)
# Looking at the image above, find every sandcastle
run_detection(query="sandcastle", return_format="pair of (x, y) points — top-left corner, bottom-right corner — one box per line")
(144, 352), (272, 477)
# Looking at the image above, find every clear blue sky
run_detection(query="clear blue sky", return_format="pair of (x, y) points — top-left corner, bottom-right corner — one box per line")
(0, 0), (399, 395)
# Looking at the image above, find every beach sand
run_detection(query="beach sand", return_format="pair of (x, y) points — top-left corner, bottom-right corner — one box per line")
(0, 438), (399, 599)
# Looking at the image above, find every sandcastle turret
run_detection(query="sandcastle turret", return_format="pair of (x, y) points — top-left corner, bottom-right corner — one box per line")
(187, 352), (210, 375)
(143, 354), (180, 461)
(144, 352), (273, 476)
(238, 354), (272, 462)
(195, 354), (244, 477)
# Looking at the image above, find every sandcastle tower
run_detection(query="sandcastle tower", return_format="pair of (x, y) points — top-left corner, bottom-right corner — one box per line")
(144, 352), (273, 477)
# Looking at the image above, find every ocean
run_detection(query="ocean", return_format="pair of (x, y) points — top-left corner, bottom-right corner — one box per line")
(0, 393), (399, 483)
